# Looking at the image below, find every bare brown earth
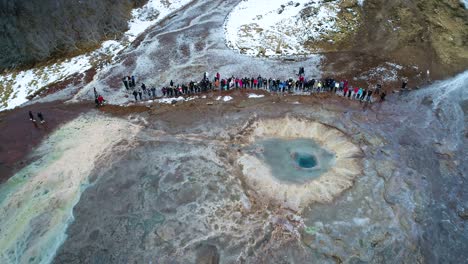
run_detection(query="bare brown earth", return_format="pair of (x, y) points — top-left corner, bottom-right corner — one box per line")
(321, 0), (468, 85)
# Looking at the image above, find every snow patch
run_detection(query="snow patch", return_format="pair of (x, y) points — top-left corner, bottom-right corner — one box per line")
(224, 0), (346, 57)
(157, 96), (186, 104)
(356, 62), (404, 82)
(217, 96), (233, 102)
(127, 0), (193, 42)
(248, 94), (265, 98)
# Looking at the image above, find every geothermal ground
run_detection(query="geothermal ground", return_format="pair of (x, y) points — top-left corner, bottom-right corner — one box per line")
(1, 82), (467, 263)
(0, 0), (467, 264)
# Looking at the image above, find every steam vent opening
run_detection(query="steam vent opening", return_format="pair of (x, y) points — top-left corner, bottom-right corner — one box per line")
(238, 117), (363, 210)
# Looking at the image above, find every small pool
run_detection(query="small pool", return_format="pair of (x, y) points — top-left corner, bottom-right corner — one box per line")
(293, 152), (318, 168)
(248, 138), (336, 184)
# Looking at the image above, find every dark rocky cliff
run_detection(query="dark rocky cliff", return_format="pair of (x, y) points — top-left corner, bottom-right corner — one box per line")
(0, 0), (147, 70)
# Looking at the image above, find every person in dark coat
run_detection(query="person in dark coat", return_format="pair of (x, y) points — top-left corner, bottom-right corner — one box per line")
(401, 79), (408, 89)
(361, 89), (367, 100)
(122, 77), (129, 90)
(138, 89), (143, 100)
(37, 112), (45, 124)
(170, 80), (174, 87)
(366, 90), (373, 102)
(131, 76), (136, 87)
(380, 91), (387, 102)
(133, 90), (138, 101)
(376, 84), (381, 95)
(126, 76), (131, 88)
(29, 111), (36, 122)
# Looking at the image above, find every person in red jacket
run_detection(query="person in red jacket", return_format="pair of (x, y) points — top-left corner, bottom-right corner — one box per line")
(97, 95), (104, 106)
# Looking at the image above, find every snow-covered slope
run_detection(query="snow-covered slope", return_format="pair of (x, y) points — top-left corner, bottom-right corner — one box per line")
(0, 0), (194, 111)
(224, 0), (360, 57)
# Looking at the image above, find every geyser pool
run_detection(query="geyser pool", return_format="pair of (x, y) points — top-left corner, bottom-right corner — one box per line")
(239, 117), (362, 208)
(250, 138), (336, 184)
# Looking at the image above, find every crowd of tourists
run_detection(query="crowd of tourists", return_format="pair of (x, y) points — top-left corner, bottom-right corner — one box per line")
(122, 71), (390, 103)
(27, 70), (395, 126)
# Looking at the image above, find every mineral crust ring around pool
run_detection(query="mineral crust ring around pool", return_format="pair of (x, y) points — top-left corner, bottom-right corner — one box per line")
(238, 117), (362, 211)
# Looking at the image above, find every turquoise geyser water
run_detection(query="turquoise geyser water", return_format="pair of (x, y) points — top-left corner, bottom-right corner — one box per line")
(0, 114), (138, 264)
(252, 138), (336, 184)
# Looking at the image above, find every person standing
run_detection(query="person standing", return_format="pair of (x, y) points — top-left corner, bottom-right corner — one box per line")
(97, 95), (104, 106)
(380, 91), (387, 102)
(401, 79), (408, 89)
(151, 87), (156, 98)
(133, 90), (138, 101)
(361, 89), (367, 101)
(127, 76), (132, 88)
(122, 77), (129, 90)
(170, 80), (174, 87)
(353, 87), (359, 99)
(131, 75), (136, 87)
(37, 112), (45, 124)
(376, 84), (381, 95)
(357, 87), (363, 100)
(366, 90), (373, 103)
(343, 85), (348, 97)
(29, 111), (36, 123)
(138, 89), (143, 100)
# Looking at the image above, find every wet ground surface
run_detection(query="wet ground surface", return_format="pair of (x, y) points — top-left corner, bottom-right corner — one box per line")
(0, 101), (92, 182)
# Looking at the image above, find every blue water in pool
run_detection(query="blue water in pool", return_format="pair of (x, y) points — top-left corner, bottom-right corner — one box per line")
(250, 138), (336, 184)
